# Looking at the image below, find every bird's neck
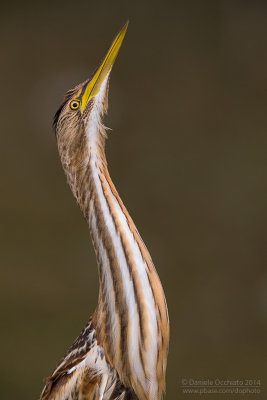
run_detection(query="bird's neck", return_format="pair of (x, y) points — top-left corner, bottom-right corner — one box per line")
(58, 125), (169, 400)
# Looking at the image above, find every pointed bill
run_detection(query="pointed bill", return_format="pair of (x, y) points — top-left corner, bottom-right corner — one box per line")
(81, 21), (129, 113)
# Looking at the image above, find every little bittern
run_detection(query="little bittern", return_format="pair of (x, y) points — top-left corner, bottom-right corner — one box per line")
(40, 22), (169, 400)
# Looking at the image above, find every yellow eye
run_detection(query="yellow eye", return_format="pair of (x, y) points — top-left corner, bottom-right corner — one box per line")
(70, 100), (80, 110)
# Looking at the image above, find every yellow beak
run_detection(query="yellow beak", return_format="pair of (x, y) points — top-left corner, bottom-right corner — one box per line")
(80, 21), (129, 113)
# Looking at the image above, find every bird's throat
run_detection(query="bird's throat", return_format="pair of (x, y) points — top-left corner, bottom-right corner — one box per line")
(57, 105), (169, 400)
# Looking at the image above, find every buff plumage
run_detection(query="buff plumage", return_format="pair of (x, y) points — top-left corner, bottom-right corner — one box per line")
(40, 22), (169, 400)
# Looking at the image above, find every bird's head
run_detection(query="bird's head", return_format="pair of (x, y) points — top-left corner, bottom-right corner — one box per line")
(53, 22), (128, 153)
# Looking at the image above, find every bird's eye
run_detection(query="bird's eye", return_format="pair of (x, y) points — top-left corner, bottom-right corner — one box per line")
(70, 100), (80, 110)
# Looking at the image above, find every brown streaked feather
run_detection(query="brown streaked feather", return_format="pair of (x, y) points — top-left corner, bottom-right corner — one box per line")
(40, 319), (137, 400)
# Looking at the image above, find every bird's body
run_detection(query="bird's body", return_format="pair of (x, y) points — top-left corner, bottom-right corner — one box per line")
(40, 23), (169, 400)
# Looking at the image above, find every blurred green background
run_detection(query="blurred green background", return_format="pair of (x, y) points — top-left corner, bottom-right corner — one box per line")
(1, 1), (267, 399)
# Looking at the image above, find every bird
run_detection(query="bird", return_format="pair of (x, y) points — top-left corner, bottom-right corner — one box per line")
(40, 22), (169, 400)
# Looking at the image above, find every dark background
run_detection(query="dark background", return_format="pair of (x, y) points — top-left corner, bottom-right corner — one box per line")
(1, 1), (267, 399)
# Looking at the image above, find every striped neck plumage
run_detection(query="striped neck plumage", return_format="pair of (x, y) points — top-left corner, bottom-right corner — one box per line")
(58, 78), (169, 400)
